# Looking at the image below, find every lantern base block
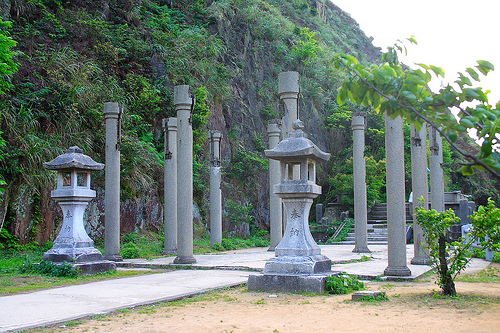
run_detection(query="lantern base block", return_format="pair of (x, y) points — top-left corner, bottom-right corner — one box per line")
(43, 246), (105, 263)
(248, 271), (340, 294)
(263, 255), (331, 275)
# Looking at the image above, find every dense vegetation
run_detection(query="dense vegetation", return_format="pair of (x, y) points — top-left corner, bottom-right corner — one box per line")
(0, 0), (498, 249)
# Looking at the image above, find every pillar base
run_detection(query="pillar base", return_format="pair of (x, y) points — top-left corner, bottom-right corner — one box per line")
(384, 265), (411, 277)
(173, 255), (197, 264)
(104, 254), (123, 262)
(163, 249), (177, 255)
(410, 257), (431, 265)
(352, 246), (371, 253)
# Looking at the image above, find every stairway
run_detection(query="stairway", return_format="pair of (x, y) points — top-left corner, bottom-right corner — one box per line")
(341, 203), (413, 245)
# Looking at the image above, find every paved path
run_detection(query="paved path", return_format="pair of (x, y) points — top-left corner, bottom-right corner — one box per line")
(0, 245), (490, 332)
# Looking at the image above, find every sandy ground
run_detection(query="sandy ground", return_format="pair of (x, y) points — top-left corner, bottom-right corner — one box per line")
(32, 265), (500, 333)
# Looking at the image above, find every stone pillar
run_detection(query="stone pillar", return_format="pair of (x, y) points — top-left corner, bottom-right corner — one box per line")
(103, 102), (123, 262)
(173, 85), (196, 264)
(279, 71), (300, 139)
(429, 127), (445, 212)
(209, 130), (223, 246)
(268, 121), (282, 251)
(316, 204), (323, 225)
(163, 117), (177, 254)
(410, 123), (430, 265)
(384, 113), (411, 276)
(352, 112), (370, 253)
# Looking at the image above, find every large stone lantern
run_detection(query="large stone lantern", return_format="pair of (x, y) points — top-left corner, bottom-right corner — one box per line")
(248, 121), (333, 293)
(43, 146), (116, 274)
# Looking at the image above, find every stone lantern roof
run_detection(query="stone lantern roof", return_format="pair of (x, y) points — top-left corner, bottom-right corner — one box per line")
(43, 146), (104, 171)
(265, 120), (330, 162)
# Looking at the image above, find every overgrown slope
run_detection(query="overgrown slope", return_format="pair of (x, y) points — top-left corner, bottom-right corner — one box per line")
(0, 0), (497, 247)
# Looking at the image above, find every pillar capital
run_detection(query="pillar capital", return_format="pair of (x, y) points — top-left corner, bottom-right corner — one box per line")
(174, 85), (194, 107)
(351, 113), (366, 131)
(163, 117), (177, 131)
(210, 130), (222, 141)
(103, 102), (120, 118)
(278, 71), (300, 97)
(267, 122), (281, 137)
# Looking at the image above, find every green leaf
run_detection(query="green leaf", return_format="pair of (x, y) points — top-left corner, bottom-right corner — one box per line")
(457, 73), (472, 87)
(449, 131), (458, 142)
(466, 67), (480, 81)
(476, 60), (494, 75)
(430, 65), (445, 78)
(459, 118), (474, 128)
(407, 36), (418, 45)
(400, 90), (416, 101)
(457, 165), (474, 176)
(416, 63), (429, 70)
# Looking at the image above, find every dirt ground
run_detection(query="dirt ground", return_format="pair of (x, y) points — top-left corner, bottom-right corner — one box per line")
(33, 265), (500, 333)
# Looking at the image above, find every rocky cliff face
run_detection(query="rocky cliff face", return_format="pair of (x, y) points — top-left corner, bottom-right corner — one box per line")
(0, 0), (383, 244)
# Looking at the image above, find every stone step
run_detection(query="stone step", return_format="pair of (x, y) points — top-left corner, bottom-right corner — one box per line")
(345, 235), (388, 241)
(337, 240), (388, 245)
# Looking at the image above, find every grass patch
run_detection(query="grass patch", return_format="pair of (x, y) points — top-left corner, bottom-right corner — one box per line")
(456, 265), (500, 283)
(353, 293), (389, 303)
(0, 248), (161, 295)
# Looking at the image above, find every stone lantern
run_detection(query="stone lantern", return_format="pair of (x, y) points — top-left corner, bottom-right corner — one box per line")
(248, 121), (334, 293)
(43, 146), (116, 274)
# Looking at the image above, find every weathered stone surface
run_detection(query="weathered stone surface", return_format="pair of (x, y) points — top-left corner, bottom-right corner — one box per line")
(352, 112), (370, 253)
(41, 147), (115, 274)
(174, 85), (196, 264)
(268, 121), (282, 251)
(103, 102), (122, 262)
(351, 290), (384, 301)
(254, 117), (331, 293)
(164, 117), (178, 254)
(209, 130), (223, 246)
(248, 272), (338, 294)
(43, 146), (104, 171)
(384, 113), (411, 277)
(410, 123), (430, 265)
(73, 261), (117, 276)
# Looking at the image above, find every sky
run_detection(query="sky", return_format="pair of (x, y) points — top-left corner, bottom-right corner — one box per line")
(330, 0), (500, 103)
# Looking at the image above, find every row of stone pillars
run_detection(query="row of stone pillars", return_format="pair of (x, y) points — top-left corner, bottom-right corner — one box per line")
(351, 110), (444, 275)
(99, 84), (226, 264)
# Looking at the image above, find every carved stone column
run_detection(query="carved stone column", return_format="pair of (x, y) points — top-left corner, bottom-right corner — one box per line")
(163, 117), (177, 254)
(384, 113), (411, 276)
(352, 112), (370, 253)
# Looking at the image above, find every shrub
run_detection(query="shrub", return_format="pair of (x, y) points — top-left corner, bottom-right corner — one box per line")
(211, 242), (224, 251)
(19, 260), (77, 278)
(121, 242), (141, 259)
(325, 274), (364, 294)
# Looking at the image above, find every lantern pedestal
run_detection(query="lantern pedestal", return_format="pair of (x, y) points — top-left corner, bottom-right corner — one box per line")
(42, 146), (116, 275)
(248, 120), (337, 293)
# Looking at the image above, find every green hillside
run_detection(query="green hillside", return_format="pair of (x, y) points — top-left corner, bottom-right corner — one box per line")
(0, 0), (497, 246)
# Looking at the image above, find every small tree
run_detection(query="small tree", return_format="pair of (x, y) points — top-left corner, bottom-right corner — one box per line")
(414, 206), (469, 296)
(416, 198), (500, 296)
(470, 198), (500, 252)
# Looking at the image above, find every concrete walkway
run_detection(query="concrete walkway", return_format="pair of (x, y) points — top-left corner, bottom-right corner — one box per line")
(0, 245), (490, 332)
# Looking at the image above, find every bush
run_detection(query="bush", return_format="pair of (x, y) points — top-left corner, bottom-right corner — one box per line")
(211, 242), (224, 251)
(325, 274), (364, 294)
(121, 242), (141, 259)
(19, 260), (77, 278)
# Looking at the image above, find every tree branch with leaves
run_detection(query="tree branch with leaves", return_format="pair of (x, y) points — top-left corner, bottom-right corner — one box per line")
(334, 38), (499, 179)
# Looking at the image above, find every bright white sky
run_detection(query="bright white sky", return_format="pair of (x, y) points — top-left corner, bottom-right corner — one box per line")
(331, 0), (500, 103)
